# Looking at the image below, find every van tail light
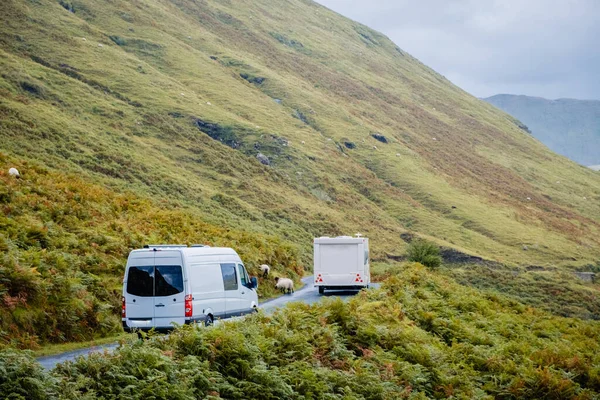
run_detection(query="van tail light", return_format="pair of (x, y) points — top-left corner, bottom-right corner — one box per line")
(185, 294), (193, 317)
(121, 296), (126, 318)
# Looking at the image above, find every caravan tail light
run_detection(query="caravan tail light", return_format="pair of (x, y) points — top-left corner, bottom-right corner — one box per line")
(355, 273), (364, 283)
(316, 274), (324, 283)
(121, 296), (126, 318)
(185, 294), (193, 317)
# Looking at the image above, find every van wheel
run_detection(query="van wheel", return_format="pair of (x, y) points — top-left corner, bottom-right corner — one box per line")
(205, 314), (214, 327)
(318, 286), (325, 295)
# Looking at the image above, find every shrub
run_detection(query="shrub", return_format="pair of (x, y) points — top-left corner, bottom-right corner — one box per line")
(407, 239), (442, 269)
(0, 349), (58, 399)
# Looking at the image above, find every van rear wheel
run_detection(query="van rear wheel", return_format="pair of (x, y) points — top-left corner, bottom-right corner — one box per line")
(205, 314), (214, 327)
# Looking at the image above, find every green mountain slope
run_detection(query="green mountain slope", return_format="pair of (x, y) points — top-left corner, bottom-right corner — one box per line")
(1, 0), (600, 347)
(2, 0), (599, 264)
(484, 94), (600, 166)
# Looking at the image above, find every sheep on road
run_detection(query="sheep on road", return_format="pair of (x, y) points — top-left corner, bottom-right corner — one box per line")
(275, 277), (294, 294)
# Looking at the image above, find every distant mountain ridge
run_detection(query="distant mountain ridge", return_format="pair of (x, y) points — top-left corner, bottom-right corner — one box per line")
(484, 94), (600, 166)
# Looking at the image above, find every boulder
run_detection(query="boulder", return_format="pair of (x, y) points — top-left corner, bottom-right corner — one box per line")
(371, 133), (388, 143)
(257, 153), (270, 165)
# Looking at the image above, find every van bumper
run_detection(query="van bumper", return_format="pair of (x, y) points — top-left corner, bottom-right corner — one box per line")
(122, 320), (174, 333)
(315, 285), (367, 290)
(184, 316), (208, 325)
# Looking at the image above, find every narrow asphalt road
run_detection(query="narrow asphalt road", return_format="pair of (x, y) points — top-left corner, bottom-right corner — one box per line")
(37, 343), (120, 370)
(37, 276), (379, 370)
(261, 276), (378, 313)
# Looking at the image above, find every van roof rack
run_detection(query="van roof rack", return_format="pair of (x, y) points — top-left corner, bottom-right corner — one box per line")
(143, 244), (188, 249)
(190, 244), (210, 248)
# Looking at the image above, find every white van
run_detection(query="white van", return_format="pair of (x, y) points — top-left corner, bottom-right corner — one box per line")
(122, 245), (258, 332)
(314, 236), (370, 294)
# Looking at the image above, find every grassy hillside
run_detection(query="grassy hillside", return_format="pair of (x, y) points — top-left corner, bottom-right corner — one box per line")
(1, 0), (599, 266)
(3, 264), (600, 398)
(0, 154), (302, 347)
(484, 94), (600, 166)
(1, 0), (600, 348)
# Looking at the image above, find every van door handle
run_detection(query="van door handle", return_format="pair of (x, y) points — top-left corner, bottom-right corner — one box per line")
(241, 291), (245, 294)
(155, 304), (165, 308)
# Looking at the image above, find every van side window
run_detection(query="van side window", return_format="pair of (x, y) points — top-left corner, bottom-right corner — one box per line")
(127, 266), (154, 297)
(238, 264), (249, 287)
(221, 263), (238, 291)
(155, 265), (184, 296)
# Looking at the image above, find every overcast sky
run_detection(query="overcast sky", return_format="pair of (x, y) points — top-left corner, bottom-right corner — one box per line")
(316, 0), (600, 100)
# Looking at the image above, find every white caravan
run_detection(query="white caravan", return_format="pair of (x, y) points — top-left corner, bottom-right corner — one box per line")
(122, 245), (258, 332)
(314, 236), (370, 294)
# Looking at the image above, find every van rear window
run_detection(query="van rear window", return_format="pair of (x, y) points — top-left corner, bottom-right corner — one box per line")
(155, 265), (184, 296)
(127, 266), (154, 297)
(126, 265), (183, 297)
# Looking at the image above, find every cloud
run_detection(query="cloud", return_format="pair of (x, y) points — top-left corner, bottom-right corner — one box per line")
(315, 0), (600, 99)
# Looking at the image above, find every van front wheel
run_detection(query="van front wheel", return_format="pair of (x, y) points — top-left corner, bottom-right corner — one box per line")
(205, 314), (214, 327)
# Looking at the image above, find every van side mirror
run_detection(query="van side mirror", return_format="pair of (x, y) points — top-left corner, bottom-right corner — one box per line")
(250, 276), (258, 289)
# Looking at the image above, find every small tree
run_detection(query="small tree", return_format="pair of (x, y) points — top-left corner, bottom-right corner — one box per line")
(407, 239), (442, 269)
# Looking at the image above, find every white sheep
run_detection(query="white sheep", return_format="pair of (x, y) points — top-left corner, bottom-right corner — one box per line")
(259, 264), (270, 278)
(274, 277), (294, 294)
(8, 168), (20, 178)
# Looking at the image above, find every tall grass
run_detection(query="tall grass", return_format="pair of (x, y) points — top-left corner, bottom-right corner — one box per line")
(3, 263), (600, 398)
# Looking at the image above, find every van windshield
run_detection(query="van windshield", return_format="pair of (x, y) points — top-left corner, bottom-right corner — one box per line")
(126, 265), (183, 297)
